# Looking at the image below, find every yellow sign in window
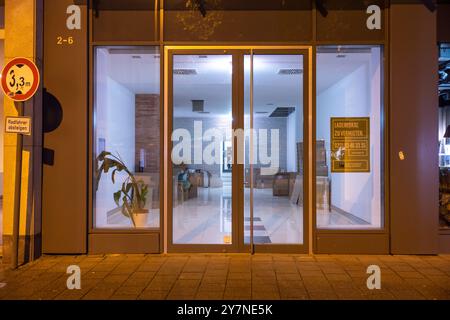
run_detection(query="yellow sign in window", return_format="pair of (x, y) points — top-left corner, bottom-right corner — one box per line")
(330, 117), (370, 173)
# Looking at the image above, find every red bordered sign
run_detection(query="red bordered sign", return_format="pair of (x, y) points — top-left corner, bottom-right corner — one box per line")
(1, 57), (40, 102)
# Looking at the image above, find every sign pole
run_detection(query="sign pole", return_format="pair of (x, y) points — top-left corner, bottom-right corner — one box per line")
(11, 101), (24, 269)
(1, 57), (40, 269)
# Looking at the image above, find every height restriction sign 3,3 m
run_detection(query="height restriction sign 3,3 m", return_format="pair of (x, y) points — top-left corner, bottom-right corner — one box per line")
(1, 57), (40, 102)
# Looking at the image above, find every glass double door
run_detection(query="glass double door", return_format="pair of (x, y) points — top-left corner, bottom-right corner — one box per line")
(168, 48), (309, 253)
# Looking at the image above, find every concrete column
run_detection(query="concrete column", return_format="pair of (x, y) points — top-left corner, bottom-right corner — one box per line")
(2, 0), (43, 266)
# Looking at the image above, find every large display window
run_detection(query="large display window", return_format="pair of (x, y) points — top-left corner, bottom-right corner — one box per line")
(316, 45), (383, 230)
(93, 46), (161, 230)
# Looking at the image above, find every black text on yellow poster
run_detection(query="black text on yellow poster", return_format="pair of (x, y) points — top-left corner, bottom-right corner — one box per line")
(330, 117), (370, 173)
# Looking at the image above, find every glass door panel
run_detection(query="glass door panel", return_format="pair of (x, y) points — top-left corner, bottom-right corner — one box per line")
(171, 54), (233, 245)
(244, 53), (305, 247)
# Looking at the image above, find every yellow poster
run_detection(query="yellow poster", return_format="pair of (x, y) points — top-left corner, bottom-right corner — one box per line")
(330, 117), (370, 173)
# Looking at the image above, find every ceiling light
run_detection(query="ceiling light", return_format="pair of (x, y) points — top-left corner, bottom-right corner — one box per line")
(278, 69), (303, 75)
(174, 69), (197, 75)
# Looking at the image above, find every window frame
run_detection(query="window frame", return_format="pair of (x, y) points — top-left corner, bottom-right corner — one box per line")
(89, 44), (164, 236)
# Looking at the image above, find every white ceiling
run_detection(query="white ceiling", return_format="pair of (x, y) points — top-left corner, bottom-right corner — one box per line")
(316, 52), (371, 93)
(104, 49), (160, 94)
(103, 49), (371, 117)
(173, 54), (304, 117)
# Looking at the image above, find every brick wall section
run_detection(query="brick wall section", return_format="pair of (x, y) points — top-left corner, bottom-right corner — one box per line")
(135, 94), (160, 173)
(135, 94), (160, 209)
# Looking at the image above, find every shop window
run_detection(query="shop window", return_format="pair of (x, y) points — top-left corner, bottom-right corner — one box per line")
(93, 46), (161, 229)
(439, 43), (450, 230)
(316, 45), (383, 229)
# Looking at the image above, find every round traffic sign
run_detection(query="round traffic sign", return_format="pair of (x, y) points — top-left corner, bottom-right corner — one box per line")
(1, 57), (40, 102)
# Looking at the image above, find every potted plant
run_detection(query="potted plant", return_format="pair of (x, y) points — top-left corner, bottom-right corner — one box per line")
(95, 151), (149, 228)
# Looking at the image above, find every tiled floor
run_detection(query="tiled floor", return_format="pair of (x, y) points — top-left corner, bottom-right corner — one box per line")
(1, 254), (450, 300)
(101, 186), (368, 245)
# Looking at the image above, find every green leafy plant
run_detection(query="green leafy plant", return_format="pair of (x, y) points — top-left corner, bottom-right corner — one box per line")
(95, 151), (149, 227)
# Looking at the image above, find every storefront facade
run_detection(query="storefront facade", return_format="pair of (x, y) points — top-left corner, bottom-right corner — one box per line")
(2, 0), (450, 265)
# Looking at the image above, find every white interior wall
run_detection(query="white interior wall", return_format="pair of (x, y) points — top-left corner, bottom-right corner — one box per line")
(317, 49), (381, 226)
(286, 111), (296, 172)
(370, 47), (382, 227)
(95, 49), (136, 226)
(439, 108), (445, 140)
(286, 109), (303, 172)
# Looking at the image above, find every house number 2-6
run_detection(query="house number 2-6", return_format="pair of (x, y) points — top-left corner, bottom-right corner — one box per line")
(56, 36), (74, 45)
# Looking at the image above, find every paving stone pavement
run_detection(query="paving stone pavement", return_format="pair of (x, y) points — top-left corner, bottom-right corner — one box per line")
(0, 254), (449, 300)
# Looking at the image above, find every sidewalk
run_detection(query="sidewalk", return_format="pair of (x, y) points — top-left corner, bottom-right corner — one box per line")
(1, 254), (450, 300)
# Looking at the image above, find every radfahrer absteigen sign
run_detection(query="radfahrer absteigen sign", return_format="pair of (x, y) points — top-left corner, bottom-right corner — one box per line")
(1, 57), (40, 136)
(5, 117), (32, 135)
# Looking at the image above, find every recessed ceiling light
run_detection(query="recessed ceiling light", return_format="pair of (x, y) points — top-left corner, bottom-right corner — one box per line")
(174, 69), (198, 75)
(278, 69), (303, 75)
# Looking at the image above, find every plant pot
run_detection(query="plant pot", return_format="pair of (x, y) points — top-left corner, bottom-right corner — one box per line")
(132, 209), (149, 228)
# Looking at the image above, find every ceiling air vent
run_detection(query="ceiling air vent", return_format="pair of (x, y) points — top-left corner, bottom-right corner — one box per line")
(173, 69), (197, 75)
(192, 100), (205, 112)
(278, 69), (303, 75)
(269, 107), (295, 118)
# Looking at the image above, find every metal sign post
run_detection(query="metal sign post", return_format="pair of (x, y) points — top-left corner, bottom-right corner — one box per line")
(11, 102), (24, 269)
